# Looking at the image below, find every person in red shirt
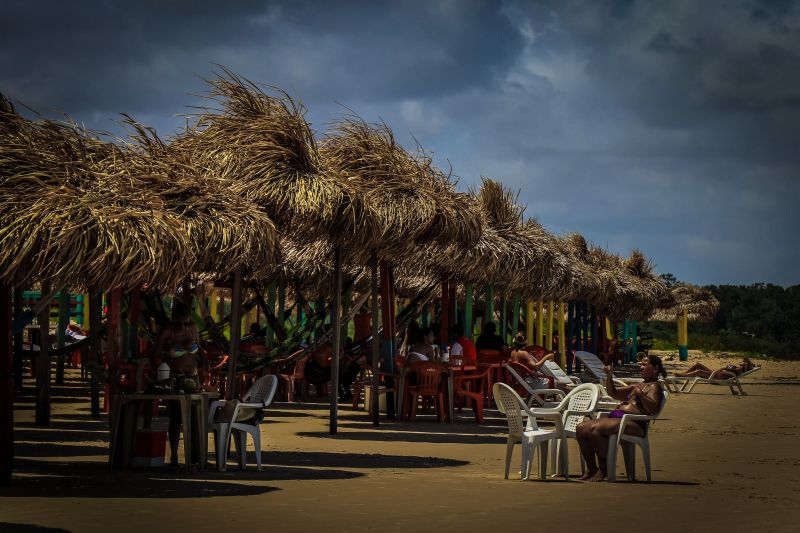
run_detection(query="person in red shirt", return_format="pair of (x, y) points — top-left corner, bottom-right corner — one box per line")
(449, 323), (476, 365)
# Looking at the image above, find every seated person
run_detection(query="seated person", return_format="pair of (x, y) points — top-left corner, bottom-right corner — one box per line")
(305, 341), (333, 396)
(408, 326), (439, 364)
(152, 301), (203, 467)
(509, 333), (554, 389)
(675, 357), (754, 379)
(450, 323), (476, 366)
(475, 321), (505, 352)
(576, 355), (666, 482)
(339, 338), (366, 401)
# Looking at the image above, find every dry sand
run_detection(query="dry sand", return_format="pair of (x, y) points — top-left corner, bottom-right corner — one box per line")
(2, 356), (800, 533)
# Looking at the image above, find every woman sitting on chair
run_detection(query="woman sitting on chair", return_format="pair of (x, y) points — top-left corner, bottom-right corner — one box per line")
(509, 333), (554, 389)
(675, 357), (754, 380)
(575, 355), (666, 482)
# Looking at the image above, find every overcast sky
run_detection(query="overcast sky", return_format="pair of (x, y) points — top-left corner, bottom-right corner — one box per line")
(2, 0), (798, 286)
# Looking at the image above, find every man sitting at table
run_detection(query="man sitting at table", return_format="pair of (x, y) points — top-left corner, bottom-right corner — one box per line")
(450, 323), (477, 366)
(475, 321), (505, 352)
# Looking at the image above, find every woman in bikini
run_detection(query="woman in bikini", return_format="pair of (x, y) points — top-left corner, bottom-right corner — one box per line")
(676, 357), (754, 380)
(575, 355), (667, 482)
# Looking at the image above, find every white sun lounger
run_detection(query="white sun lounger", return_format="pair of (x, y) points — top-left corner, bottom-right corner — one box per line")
(574, 351), (643, 387)
(667, 366), (761, 396)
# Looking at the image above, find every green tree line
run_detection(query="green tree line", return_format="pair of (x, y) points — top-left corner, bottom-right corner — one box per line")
(645, 283), (800, 359)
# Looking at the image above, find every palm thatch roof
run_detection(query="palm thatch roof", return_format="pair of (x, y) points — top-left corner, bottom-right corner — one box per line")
(172, 69), (378, 250)
(0, 95), (192, 290)
(559, 234), (666, 320)
(121, 118), (281, 282)
(431, 178), (567, 299)
(650, 283), (719, 322)
(319, 117), (482, 257)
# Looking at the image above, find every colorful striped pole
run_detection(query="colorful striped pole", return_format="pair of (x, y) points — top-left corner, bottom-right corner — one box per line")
(557, 302), (566, 367)
(678, 309), (689, 361)
(566, 301), (575, 373)
(536, 301), (544, 347)
(546, 301), (554, 351)
(500, 297), (508, 344)
(485, 285), (495, 327)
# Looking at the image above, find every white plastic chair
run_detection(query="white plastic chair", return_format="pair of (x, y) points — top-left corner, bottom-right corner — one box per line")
(536, 383), (601, 477)
(492, 382), (564, 481)
(606, 387), (669, 482)
(208, 374), (278, 471)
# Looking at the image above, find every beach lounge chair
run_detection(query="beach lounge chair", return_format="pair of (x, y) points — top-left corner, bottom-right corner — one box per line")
(492, 382), (564, 480)
(574, 351), (643, 387)
(605, 386), (669, 482)
(503, 362), (561, 408)
(540, 360), (582, 389)
(208, 374), (278, 471)
(668, 365), (761, 396)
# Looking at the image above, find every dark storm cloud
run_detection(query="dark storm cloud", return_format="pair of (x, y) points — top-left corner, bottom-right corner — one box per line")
(1, 0), (798, 285)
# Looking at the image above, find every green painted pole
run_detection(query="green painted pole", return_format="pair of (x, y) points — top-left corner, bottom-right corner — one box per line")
(464, 284), (474, 340)
(266, 282), (276, 347)
(631, 320), (639, 363)
(485, 285), (495, 328)
(511, 290), (521, 339)
(277, 283), (286, 328)
(500, 297), (508, 345)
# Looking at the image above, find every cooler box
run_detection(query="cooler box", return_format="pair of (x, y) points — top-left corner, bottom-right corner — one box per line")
(363, 386), (388, 413)
(131, 430), (167, 468)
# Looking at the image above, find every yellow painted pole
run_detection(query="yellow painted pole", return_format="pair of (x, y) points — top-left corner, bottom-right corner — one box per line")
(606, 318), (613, 340)
(209, 289), (219, 322)
(526, 301), (535, 344)
(557, 303), (566, 367)
(545, 301), (554, 351)
(83, 292), (90, 328)
(536, 301), (544, 347)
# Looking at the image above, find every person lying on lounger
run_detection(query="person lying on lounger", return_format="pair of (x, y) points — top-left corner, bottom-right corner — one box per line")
(575, 355), (667, 482)
(675, 357), (754, 380)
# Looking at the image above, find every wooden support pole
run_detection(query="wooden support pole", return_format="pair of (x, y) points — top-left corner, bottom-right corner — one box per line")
(226, 269), (244, 400)
(12, 286), (22, 392)
(526, 301), (535, 345)
(439, 274), (449, 350)
(329, 245), (343, 435)
(1, 282), (13, 485)
(511, 290), (521, 339)
(679, 309), (689, 361)
(379, 260), (396, 418)
(485, 285), (495, 327)
(35, 283), (52, 426)
(370, 253), (380, 427)
(55, 290), (69, 385)
(500, 297), (508, 345)
(546, 301), (554, 351)
(590, 306), (598, 356)
(89, 288), (102, 417)
(557, 302), (566, 367)
(536, 301), (544, 348)
(464, 284), (474, 340)
(631, 320), (639, 363)
(567, 301), (575, 373)
(266, 282), (277, 347)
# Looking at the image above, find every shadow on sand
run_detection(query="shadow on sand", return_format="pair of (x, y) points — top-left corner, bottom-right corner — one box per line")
(0, 524), (72, 533)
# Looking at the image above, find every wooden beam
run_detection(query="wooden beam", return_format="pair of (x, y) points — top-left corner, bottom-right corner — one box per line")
(329, 245), (343, 434)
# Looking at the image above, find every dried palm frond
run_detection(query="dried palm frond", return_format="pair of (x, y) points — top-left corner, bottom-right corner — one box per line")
(173, 68), (378, 248)
(0, 98), (191, 290)
(121, 117), (281, 281)
(650, 283), (719, 322)
(320, 117), (482, 257)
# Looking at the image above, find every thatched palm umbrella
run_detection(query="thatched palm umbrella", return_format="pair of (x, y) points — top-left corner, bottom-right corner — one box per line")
(650, 283), (719, 360)
(320, 117), (484, 423)
(173, 71), (382, 426)
(0, 97), (192, 291)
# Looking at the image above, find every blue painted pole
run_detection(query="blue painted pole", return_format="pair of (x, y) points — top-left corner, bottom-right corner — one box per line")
(566, 301), (575, 373)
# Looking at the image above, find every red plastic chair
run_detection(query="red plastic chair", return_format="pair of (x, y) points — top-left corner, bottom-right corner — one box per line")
(454, 365), (492, 423)
(406, 362), (448, 422)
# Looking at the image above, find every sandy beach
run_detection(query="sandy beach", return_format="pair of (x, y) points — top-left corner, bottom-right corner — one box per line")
(3, 356), (800, 533)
